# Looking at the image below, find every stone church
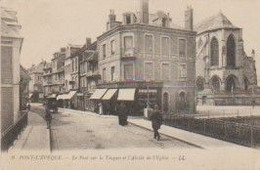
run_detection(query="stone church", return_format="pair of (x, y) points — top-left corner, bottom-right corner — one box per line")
(195, 12), (258, 105)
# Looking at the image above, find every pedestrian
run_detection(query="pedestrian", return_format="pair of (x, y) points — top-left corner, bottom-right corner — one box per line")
(26, 102), (31, 111)
(118, 102), (128, 126)
(43, 101), (52, 129)
(98, 102), (103, 115)
(150, 104), (162, 141)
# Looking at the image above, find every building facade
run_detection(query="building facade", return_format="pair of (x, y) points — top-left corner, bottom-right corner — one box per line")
(27, 61), (46, 102)
(95, 0), (196, 114)
(1, 7), (24, 132)
(195, 12), (258, 105)
(79, 40), (100, 111)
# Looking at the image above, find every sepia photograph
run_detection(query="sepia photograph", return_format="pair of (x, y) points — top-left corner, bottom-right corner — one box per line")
(1, 0), (260, 169)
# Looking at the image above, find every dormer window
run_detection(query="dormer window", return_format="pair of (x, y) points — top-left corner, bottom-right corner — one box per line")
(126, 15), (131, 24)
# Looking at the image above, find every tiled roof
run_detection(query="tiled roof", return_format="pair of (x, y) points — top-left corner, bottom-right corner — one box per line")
(195, 12), (238, 34)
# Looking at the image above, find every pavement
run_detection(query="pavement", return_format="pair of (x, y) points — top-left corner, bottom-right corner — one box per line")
(8, 110), (50, 152)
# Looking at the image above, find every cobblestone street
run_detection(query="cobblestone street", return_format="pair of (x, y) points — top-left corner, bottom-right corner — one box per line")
(51, 108), (193, 150)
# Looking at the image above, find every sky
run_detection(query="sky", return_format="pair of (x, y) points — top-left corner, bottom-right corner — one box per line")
(2, 0), (260, 79)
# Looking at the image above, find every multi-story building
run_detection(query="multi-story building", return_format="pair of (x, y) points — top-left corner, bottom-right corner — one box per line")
(1, 7), (24, 147)
(27, 61), (46, 102)
(93, 0), (196, 115)
(43, 49), (65, 100)
(54, 44), (81, 108)
(42, 62), (52, 96)
(78, 39), (100, 111)
(195, 12), (259, 105)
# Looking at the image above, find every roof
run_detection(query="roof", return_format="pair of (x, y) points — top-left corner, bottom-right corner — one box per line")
(1, 7), (22, 38)
(20, 65), (31, 81)
(195, 12), (239, 34)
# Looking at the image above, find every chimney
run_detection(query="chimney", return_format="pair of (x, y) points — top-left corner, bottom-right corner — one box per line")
(251, 49), (255, 57)
(185, 6), (193, 31)
(140, 0), (149, 24)
(107, 9), (116, 30)
(86, 37), (92, 48)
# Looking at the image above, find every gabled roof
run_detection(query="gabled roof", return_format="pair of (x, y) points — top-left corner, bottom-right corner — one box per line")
(195, 12), (239, 34)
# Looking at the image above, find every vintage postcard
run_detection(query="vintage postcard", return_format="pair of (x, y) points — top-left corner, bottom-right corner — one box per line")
(1, 0), (260, 169)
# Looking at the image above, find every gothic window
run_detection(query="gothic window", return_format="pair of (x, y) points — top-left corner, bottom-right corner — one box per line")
(178, 91), (187, 111)
(145, 35), (153, 55)
(226, 34), (236, 67)
(226, 75), (236, 92)
(211, 76), (221, 91)
(210, 37), (219, 66)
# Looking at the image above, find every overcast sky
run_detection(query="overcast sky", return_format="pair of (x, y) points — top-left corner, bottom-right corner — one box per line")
(2, 0), (260, 78)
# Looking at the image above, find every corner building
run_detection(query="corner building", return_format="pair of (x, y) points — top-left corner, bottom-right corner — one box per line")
(96, 0), (196, 114)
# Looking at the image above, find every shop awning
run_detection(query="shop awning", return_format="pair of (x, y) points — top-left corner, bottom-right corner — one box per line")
(90, 89), (107, 100)
(101, 89), (117, 100)
(63, 91), (77, 100)
(117, 88), (136, 101)
(57, 94), (66, 100)
(29, 93), (33, 98)
(46, 94), (57, 99)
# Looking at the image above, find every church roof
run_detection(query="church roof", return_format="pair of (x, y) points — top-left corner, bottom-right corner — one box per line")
(195, 12), (239, 34)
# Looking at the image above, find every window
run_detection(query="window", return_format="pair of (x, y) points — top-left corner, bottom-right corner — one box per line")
(124, 64), (134, 80)
(75, 58), (78, 72)
(72, 59), (74, 72)
(126, 15), (131, 24)
(144, 62), (153, 80)
(102, 68), (106, 82)
(145, 35), (153, 55)
(162, 63), (170, 80)
(111, 40), (115, 55)
(179, 39), (186, 58)
(124, 36), (133, 50)
(1, 46), (13, 84)
(210, 37), (219, 66)
(162, 18), (167, 27)
(102, 44), (106, 59)
(162, 37), (170, 56)
(111, 66), (115, 81)
(226, 34), (236, 67)
(211, 76), (221, 91)
(179, 64), (187, 78)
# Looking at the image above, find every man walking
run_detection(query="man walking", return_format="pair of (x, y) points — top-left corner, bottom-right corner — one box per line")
(150, 104), (162, 141)
(43, 101), (52, 129)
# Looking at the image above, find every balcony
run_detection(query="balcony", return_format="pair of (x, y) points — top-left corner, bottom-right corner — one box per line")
(121, 48), (137, 60)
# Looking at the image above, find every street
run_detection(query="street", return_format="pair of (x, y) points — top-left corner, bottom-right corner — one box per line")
(50, 107), (193, 150)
